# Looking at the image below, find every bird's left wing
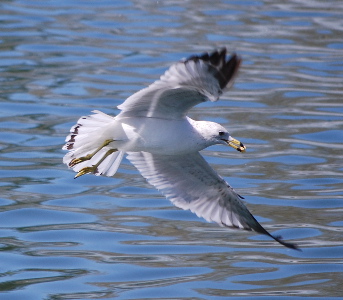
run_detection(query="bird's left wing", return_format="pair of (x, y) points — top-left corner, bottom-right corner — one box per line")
(127, 151), (299, 250)
(117, 48), (241, 120)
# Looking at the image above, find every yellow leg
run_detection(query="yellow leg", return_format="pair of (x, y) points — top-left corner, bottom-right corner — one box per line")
(69, 139), (114, 167)
(74, 148), (118, 178)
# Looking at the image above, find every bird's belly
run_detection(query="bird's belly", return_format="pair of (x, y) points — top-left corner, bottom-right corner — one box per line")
(118, 117), (203, 155)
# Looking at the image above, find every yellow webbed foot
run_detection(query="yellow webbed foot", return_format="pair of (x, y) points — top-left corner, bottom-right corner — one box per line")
(69, 139), (115, 168)
(74, 166), (98, 178)
(69, 154), (93, 167)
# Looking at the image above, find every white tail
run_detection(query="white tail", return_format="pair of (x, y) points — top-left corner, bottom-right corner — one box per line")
(63, 110), (124, 177)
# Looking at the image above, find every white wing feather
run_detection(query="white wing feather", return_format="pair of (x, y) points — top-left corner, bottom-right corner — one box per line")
(117, 49), (240, 120)
(127, 151), (262, 230)
(127, 151), (299, 250)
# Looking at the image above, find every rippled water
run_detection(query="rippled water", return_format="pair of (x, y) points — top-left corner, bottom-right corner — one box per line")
(1, 0), (343, 299)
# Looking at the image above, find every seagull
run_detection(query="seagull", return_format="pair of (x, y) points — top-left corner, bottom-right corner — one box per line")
(63, 48), (299, 250)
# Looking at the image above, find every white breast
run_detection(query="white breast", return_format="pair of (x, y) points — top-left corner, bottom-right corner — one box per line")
(118, 117), (206, 155)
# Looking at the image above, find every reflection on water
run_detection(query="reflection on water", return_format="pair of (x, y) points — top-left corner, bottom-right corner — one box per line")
(0, 0), (343, 299)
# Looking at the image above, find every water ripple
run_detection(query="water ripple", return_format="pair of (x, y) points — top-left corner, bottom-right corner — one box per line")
(0, 0), (343, 299)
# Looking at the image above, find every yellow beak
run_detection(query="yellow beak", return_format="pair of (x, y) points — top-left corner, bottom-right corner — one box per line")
(227, 136), (246, 152)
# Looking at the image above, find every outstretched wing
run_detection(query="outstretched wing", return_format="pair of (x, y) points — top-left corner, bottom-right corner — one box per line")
(127, 151), (299, 250)
(117, 48), (241, 120)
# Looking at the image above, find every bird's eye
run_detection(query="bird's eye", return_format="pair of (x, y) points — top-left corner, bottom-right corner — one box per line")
(219, 131), (225, 136)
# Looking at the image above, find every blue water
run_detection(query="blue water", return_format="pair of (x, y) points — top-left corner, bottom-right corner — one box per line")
(1, 0), (343, 299)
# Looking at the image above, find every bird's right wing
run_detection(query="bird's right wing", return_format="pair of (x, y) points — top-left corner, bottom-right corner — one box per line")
(127, 151), (299, 250)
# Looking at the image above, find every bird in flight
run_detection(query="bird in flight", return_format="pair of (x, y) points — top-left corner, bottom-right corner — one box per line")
(63, 48), (299, 250)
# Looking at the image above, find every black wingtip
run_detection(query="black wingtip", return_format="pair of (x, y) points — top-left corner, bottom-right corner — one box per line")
(243, 211), (301, 251)
(258, 226), (301, 251)
(186, 48), (242, 89)
(257, 228), (301, 251)
(272, 235), (302, 251)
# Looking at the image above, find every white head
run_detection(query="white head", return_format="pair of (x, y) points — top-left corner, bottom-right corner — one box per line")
(195, 121), (246, 152)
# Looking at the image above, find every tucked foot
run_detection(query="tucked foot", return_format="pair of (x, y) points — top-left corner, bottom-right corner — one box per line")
(74, 166), (98, 178)
(73, 148), (118, 179)
(69, 154), (93, 167)
(69, 139), (115, 168)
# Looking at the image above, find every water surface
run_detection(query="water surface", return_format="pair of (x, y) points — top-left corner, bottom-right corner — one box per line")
(1, 0), (343, 299)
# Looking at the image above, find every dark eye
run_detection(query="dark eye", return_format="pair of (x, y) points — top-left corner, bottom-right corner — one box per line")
(219, 131), (225, 136)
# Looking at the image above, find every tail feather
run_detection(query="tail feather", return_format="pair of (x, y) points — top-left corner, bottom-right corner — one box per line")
(63, 110), (124, 177)
(63, 110), (115, 151)
(99, 150), (124, 176)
